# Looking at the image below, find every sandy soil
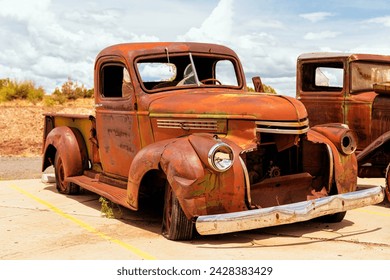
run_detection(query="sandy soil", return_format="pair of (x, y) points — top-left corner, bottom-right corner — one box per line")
(0, 99), (94, 157)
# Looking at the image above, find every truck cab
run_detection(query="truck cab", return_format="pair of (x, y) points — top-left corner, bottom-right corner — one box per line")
(297, 52), (390, 200)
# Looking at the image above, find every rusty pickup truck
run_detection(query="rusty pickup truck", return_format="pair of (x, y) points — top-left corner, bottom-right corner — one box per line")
(42, 43), (384, 240)
(297, 52), (390, 201)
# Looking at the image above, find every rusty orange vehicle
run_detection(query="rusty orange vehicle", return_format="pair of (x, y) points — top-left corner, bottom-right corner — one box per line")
(42, 43), (384, 240)
(297, 52), (390, 202)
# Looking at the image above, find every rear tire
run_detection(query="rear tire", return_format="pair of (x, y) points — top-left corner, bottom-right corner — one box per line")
(54, 153), (80, 195)
(162, 183), (193, 240)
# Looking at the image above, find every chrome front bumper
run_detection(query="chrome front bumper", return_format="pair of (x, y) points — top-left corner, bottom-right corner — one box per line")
(195, 186), (384, 235)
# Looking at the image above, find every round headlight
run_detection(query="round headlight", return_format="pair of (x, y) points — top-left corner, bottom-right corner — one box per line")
(208, 142), (234, 172)
(341, 130), (357, 155)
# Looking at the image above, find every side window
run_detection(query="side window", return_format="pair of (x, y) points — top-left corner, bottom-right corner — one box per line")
(215, 60), (238, 86)
(301, 63), (343, 91)
(101, 64), (133, 98)
(315, 67), (343, 88)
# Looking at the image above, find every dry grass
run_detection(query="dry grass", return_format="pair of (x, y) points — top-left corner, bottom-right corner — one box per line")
(0, 99), (94, 157)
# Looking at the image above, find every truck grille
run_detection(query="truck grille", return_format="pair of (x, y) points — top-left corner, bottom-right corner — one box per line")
(157, 119), (219, 131)
(256, 118), (309, 135)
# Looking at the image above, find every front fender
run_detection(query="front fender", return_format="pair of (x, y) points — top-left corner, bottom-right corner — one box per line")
(127, 134), (247, 219)
(307, 129), (357, 194)
(42, 126), (88, 177)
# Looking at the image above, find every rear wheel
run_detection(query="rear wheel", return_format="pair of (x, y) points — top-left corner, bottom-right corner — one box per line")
(54, 153), (80, 195)
(162, 183), (194, 240)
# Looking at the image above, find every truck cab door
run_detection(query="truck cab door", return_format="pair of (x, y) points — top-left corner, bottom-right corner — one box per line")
(297, 61), (345, 127)
(94, 57), (141, 178)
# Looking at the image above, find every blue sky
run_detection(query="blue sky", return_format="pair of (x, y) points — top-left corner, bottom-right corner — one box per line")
(1, 0), (390, 96)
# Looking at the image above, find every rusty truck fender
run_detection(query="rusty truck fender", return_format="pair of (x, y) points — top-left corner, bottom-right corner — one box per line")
(308, 124), (358, 194)
(42, 126), (89, 177)
(127, 133), (247, 219)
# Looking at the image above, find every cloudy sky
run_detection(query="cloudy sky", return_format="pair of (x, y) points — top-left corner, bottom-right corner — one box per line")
(1, 0), (390, 96)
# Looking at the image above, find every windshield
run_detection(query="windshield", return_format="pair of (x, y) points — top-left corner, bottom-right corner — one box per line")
(136, 53), (240, 92)
(350, 61), (390, 93)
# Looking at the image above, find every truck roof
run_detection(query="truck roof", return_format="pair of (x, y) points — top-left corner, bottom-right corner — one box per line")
(96, 42), (239, 60)
(298, 52), (390, 63)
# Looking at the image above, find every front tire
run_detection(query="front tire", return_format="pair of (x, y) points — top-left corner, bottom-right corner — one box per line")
(320, 211), (346, 223)
(54, 153), (80, 195)
(385, 163), (390, 202)
(317, 183), (346, 223)
(162, 183), (194, 240)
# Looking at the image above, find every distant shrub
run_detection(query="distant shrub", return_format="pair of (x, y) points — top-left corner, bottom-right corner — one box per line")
(53, 78), (92, 101)
(42, 95), (57, 107)
(0, 77), (93, 104)
(0, 86), (13, 102)
(247, 84), (277, 94)
(263, 84), (277, 94)
(51, 88), (67, 105)
(0, 79), (44, 103)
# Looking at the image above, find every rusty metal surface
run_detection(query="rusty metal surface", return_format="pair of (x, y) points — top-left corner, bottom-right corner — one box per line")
(297, 52), (390, 179)
(41, 43), (383, 239)
(42, 126), (88, 177)
(196, 185), (384, 235)
(307, 128), (358, 194)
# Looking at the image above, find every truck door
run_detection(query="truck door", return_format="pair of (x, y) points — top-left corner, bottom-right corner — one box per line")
(344, 61), (383, 150)
(297, 61), (345, 127)
(94, 57), (141, 178)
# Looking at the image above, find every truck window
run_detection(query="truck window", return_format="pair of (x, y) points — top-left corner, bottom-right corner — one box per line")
(301, 62), (343, 91)
(315, 67), (343, 88)
(136, 53), (241, 92)
(101, 64), (132, 98)
(137, 62), (177, 90)
(215, 60), (238, 86)
(350, 61), (390, 93)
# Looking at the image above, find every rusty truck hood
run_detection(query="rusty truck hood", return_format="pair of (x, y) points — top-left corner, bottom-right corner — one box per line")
(148, 91), (308, 121)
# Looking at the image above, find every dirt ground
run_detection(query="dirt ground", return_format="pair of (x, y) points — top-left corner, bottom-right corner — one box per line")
(0, 99), (94, 157)
(1, 100), (389, 264)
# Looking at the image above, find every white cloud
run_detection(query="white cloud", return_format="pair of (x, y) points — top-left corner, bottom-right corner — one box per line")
(176, 0), (297, 94)
(178, 0), (234, 43)
(304, 31), (341, 40)
(1, 0), (390, 97)
(300, 12), (334, 23)
(364, 16), (390, 27)
(0, 0), (51, 21)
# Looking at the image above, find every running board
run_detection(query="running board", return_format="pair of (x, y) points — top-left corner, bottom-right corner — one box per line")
(66, 175), (131, 209)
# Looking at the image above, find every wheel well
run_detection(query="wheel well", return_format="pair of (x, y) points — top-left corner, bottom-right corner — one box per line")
(42, 144), (57, 171)
(137, 169), (167, 213)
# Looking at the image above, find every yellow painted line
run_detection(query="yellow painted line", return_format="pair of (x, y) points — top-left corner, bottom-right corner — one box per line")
(9, 184), (156, 260)
(355, 207), (390, 218)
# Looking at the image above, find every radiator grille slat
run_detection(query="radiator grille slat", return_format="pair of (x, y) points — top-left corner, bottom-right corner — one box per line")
(256, 118), (309, 135)
(157, 119), (219, 131)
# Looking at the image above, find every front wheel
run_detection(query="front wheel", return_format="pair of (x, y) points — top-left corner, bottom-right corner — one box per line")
(162, 183), (194, 240)
(320, 211), (346, 223)
(385, 163), (390, 202)
(54, 153), (80, 195)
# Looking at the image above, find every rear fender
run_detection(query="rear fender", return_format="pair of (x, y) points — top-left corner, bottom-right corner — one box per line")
(42, 126), (89, 177)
